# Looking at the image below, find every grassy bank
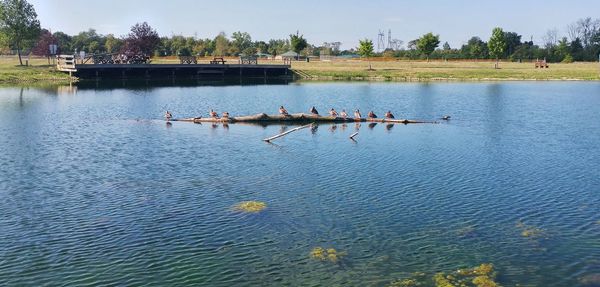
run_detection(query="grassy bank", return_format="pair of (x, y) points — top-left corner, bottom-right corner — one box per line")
(290, 60), (600, 81)
(0, 56), (73, 84)
(1, 55), (598, 84)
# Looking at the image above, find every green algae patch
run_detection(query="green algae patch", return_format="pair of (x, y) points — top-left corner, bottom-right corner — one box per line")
(310, 247), (344, 263)
(516, 221), (545, 238)
(387, 263), (501, 287)
(233, 201), (267, 213)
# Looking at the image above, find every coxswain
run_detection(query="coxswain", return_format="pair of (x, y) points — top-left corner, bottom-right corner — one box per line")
(340, 109), (348, 119)
(354, 109), (361, 120)
(385, 110), (395, 119)
(368, 111), (377, 118)
(164, 111), (172, 121)
(279, 106), (289, 116)
(329, 108), (338, 117)
(442, 115), (451, 120)
(310, 106), (319, 115)
(209, 109), (218, 118)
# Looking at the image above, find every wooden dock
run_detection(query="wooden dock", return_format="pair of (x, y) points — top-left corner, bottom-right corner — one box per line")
(68, 63), (291, 79)
(57, 55), (291, 79)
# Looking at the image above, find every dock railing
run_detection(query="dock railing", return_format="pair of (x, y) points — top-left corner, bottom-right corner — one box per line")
(56, 55), (76, 72)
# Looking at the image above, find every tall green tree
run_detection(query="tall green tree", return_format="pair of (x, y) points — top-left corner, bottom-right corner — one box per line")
(104, 34), (123, 54)
(357, 38), (374, 70)
(289, 32), (307, 54)
(488, 27), (506, 68)
(231, 31), (252, 55)
(503, 31), (522, 58)
(416, 32), (440, 61)
(0, 0), (41, 65)
(213, 32), (229, 56)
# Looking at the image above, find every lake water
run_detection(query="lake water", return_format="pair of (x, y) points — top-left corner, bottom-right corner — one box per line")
(0, 81), (599, 286)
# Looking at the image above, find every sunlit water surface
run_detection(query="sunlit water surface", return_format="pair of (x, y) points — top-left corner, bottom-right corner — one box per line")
(0, 81), (599, 286)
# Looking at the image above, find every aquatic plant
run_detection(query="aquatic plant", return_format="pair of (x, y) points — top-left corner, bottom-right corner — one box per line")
(310, 247), (344, 263)
(516, 221), (544, 238)
(387, 263), (501, 287)
(433, 273), (456, 287)
(472, 275), (498, 287)
(233, 201), (267, 213)
(388, 278), (419, 287)
(310, 247), (326, 260)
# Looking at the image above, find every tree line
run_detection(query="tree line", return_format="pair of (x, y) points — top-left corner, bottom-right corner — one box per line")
(1, 0), (599, 66)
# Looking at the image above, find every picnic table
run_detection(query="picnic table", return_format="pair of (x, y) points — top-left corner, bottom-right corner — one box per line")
(210, 57), (226, 64)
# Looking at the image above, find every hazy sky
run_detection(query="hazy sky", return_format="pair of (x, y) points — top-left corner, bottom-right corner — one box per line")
(30, 0), (599, 49)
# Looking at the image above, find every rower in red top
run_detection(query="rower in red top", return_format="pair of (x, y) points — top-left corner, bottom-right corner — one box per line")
(279, 106), (289, 116)
(329, 108), (338, 117)
(209, 109), (218, 118)
(385, 110), (395, 119)
(340, 109), (348, 119)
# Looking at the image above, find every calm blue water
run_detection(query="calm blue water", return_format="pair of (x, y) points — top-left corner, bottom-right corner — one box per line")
(0, 81), (599, 286)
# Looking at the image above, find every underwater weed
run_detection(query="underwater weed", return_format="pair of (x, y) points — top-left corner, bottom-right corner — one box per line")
(516, 221), (544, 238)
(233, 201), (267, 213)
(310, 247), (344, 263)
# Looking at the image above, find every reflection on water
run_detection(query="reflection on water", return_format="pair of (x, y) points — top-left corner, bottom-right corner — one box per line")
(0, 82), (599, 286)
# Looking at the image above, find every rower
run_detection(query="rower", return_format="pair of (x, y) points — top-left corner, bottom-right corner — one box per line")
(340, 109), (348, 119)
(385, 110), (395, 119)
(354, 109), (361, 120)
(367, 111), (377, 118)
(329, 108), (338, 117)
(222, 112), (230, 119)
(209, 109), (218, 118)
(164, 111), (172, 121)
(279, 106), (289, 116)
(442, 115), (451, 120)
(310, 106), (319, 115)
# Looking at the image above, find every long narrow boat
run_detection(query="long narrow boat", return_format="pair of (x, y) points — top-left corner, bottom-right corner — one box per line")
(173, 113), (435, 124)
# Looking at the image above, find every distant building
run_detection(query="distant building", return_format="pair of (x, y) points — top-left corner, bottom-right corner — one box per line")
(276, 51), (299, 60)
(255, 52), (272, 59)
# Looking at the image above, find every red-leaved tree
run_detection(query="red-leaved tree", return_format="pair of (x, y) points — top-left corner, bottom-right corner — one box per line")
(31, 28), (58, 56)
(121, 22), (160, 56)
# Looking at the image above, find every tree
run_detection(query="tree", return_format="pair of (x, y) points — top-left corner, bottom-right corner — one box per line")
(289, 31), (307, 54)
(104, 34), (123, 54)
(52, 31), (72, 53)
(503, 31), (522, 57)
(231, 31), (252, 55)
(267, 38), (289, 56)
(123, 22), (160, 56)
(464, 36), (487, 59)
(357, 38), (374, 70)
(0, 0), (41, 65)
(31, 28), (57, 57)
(488, 27), (506, 68)
(442, 42), (451, 51)
(416, 32), (440, 61)
(213, 32), (229, 56)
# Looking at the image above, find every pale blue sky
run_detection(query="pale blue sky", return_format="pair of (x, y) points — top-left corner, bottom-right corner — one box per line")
(30, 0), (599, 49)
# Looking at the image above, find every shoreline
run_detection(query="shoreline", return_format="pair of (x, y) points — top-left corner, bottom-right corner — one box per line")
(292, 75), (600, 82)
(1, 58), (599, 84)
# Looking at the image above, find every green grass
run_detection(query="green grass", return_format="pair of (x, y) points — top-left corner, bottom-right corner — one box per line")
(291, 60), (600, 81)
(0, 56), (73, 84)
(2, 56), (598, 84)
